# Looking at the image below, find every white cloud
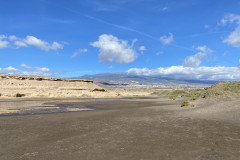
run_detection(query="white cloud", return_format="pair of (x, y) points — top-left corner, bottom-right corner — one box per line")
(90, 34), (137, 64)
(29, 67), (53, 76)
(0, 35), (64, 51)
(21, 36), (64, 51)
(8, 35), (18, 41)
(0, 66), (21, 74)
(0, 35), (9, 49)
(0, 65), (57, 76)
(139, 46), (146, 54)
(184, 53), (206, 67)
(15, 41), (28, 47)
(71, 48), (88, 58)
(20, 64), (32, 69)
(0, 40), (9, 49)
(238, 59), (240, 68)
(220, 13), (240, 25)
(223, 26), (240, 47)
(184, 46), (213, 67)
(126, 66), (240, 81)
(139, 46), (146, 51)
(0, 35), (7, 40)
(220, 14), (240, 47)
(160, 33), (174, 45)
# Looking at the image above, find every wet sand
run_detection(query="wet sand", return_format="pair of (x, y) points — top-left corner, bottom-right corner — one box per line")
(0, 97), (240, 160)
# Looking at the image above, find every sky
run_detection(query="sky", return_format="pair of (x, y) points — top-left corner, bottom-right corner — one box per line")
(1, 0), (240, 81)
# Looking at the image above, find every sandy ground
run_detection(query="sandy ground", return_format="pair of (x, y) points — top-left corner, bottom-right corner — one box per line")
(0, 74), (149, 98)
(178, 98), (240, 125)
(0, 97), (240, 160)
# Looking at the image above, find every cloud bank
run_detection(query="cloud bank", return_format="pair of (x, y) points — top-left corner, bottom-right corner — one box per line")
(0, 35), (64, 51)
(91, 34), (137, 64)
(127, 66), (240, 81)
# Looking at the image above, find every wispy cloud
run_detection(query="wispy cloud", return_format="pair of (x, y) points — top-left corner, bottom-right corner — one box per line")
(156, 51), (164, 55)
(79, 0), (131, 12)
(139, 46), (146, 54)
(43, 17), (75, 24)
(83, 14), (157, 40)
(160, 33), (174, 45)
(20, 64), (32, 69)
(162, 7), (168, 11)
(71, 48), (88, 58)
(220, 13), (240, 47)
(63, 7), (195, 52)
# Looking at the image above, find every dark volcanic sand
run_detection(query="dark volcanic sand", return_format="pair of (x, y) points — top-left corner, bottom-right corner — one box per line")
(0, 97), (240, 160)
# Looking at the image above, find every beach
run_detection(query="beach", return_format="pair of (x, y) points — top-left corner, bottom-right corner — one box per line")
(0, 97), (240, 160)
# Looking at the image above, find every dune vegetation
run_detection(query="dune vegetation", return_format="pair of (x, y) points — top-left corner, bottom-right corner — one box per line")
(152, 81), (240, 107)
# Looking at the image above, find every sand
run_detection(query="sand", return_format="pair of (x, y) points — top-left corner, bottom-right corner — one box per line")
(0, 96), (240, 160)
(177, 98), (240, 125)
(0, 74), (149, 98)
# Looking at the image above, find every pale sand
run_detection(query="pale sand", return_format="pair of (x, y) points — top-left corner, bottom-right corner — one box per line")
(0, 74), (150, 99)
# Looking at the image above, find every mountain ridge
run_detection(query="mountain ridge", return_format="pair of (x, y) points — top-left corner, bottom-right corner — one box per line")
(73, 72), (218, 88)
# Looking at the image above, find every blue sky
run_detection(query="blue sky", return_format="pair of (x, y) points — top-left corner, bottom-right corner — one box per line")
(1, 0), (240, 80)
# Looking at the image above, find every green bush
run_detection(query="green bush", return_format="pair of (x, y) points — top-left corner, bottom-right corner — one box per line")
(181, 101), (190, 107)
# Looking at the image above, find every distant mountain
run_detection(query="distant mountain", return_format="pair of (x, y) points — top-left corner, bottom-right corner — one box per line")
(73, 73), (218, 88)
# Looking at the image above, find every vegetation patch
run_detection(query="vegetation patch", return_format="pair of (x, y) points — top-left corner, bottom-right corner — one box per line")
(165, 90), (187, 100)
(152, 81), (240, 107)
(181, 101), (190, 107)
(151, 90), (169, 96)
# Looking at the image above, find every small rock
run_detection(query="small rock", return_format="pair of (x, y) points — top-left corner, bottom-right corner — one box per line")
(92, 88), (106, 92)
